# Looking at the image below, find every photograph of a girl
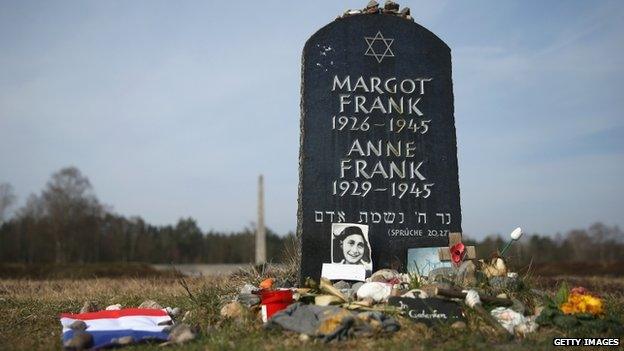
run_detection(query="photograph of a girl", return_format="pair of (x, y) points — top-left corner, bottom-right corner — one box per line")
(331, 223), (373, 275)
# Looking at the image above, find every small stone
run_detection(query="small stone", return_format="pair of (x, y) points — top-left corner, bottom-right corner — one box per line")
(364, 0), (379, 13)
(333, 280), (351, 290)
(167, 324), (196, 344)
(356, 282), (392, 303)
(366, 1), (379, 8)
(343, 9), (362, 17)
(166, 307), (181, 317)
(299, 333), (310, 342)
(238, 293), (260, 307)
(69, 320), (87, 331)
(220, 301), (245, 320)
(496, 293), (508, 299)
(320, 277), (348, 301)
(370, 269), (400, 283)
(342, 282), (366, 299)
(240, 283), (257, 295)
(63, 331), (93, 350)
(79, 301), (99, 313)
(105, 304), (122, 310)
(138, 299), (162, 309)
(383, 0), (400, 13)
(451, 321), (467, 330)
(489, 276), (520, 293)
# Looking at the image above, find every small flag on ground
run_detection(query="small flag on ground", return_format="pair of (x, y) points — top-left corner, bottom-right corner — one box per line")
(60, 308), (172, 348)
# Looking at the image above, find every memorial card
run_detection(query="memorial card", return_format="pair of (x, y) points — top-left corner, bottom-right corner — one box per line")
(388, 297), (464, 325)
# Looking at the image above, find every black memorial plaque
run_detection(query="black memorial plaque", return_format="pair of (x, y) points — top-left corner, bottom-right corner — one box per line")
(298, 14), (461, 281)
(388, 297), (464, 325)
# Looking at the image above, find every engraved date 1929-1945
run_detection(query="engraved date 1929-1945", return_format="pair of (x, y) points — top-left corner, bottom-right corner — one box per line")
(332, 180), (434, 199)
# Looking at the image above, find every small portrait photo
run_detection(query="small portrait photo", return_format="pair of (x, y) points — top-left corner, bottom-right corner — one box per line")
(331, 223), (372, 275)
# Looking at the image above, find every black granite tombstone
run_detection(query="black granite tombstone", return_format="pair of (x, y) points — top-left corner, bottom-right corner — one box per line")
(298, 13), (461, 282)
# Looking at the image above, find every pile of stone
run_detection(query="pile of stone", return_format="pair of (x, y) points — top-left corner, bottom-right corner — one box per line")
(340, 0), (413, 21)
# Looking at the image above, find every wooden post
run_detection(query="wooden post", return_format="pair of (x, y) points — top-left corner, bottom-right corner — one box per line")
(256, 174), (266, 265)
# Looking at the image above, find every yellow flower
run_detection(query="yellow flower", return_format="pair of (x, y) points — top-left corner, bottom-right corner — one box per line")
(560, 292), (604, 316)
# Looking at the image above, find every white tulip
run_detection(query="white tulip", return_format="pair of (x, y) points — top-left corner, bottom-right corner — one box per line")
(510, 227), (523, 241)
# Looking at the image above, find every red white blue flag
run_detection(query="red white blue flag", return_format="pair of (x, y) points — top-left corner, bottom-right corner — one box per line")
(60, 308), (172, 348)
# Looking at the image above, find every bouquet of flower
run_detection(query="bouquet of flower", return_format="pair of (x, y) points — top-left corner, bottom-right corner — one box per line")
(535, 284), (621, 333)
(560, 287), (603, 316)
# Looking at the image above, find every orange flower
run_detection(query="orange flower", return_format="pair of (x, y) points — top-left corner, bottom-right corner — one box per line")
(560, 292), (604, 316)
(259, 278), (274, 290)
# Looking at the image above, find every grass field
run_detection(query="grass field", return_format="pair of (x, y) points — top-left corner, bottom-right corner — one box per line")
(1, 270), (623, 350)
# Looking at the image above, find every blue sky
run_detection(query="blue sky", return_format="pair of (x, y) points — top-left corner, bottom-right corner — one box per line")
(1, 1), (622, 239)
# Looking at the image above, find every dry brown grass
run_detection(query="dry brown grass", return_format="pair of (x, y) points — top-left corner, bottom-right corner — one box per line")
(0, 277), (207, 302)
(534, 276), (624, 295)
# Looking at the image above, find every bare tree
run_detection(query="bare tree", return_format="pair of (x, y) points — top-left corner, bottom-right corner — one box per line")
(0, 183), (16, 223)
(17, 194), (45, 219)
(41, 167), (103, 263)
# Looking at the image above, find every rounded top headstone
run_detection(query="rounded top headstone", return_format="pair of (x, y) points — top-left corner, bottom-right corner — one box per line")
(298, 10), (461, 282)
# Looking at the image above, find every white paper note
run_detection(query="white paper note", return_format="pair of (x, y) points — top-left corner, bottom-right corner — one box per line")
(321, 263), (366, 281)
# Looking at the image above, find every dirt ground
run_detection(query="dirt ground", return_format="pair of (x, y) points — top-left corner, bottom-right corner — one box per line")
(1, 275), (622, 350)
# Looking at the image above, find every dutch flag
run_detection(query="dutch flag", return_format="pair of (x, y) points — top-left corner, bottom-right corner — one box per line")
(60, 308), (172, 348)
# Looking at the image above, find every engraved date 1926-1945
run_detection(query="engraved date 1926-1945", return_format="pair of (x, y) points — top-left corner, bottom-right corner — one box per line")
(332, 115), (431, 134)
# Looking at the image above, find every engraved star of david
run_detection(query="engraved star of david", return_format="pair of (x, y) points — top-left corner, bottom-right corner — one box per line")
(364, 31), (395, 63)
